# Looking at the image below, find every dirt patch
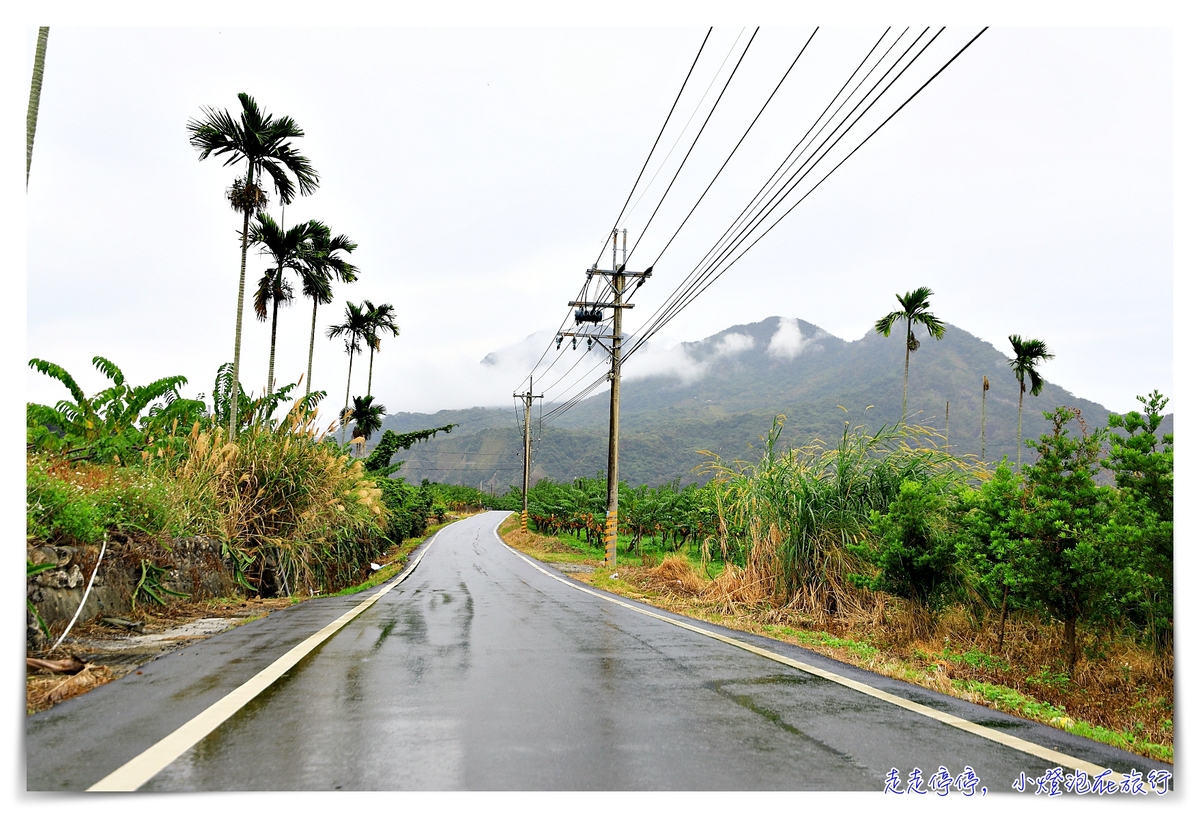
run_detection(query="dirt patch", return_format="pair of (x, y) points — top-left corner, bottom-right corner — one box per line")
(26, 596), (295, 715)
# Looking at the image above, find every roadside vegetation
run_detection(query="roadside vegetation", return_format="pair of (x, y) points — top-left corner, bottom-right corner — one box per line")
(26, 354), (465, 649)
(498, 391), (1174, 763)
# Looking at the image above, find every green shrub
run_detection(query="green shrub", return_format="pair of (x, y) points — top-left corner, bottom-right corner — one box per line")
(26, 456), (173, 545)
(850, 478), (961, 610)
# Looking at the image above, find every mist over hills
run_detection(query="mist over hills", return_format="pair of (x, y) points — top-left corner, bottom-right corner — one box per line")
(375, 317), (1170, 490)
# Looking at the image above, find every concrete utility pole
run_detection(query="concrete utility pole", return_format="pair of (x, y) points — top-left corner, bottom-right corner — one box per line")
(561, 229), (651, 567)
(514, 376), (543, 530)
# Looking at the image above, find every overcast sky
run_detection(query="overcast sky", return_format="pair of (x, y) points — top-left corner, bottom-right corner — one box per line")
(15, 12), (1187, 434)
(6, 3), (1199, 809)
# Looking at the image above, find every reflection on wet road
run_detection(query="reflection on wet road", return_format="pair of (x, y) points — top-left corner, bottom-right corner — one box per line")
(28, 512), (1172, 791)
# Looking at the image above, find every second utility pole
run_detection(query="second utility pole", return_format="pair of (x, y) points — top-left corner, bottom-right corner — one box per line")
(514, 376), (542, 530)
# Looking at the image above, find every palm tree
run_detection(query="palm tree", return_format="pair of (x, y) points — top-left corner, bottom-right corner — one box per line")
(249, 213), (325, 394)
(1008, 335), (1054, 467)
(187, 93), (319, 437)
(298, 227), (358, 398)
(347, 395), (386, 457)
(327, 301), (372, 444)
(363, 301), (400, 397)
(873, 286), (946, 422)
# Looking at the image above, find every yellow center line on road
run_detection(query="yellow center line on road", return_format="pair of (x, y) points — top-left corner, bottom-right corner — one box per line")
(87, 526), (447, 792)
(493, 518), (1120, 781)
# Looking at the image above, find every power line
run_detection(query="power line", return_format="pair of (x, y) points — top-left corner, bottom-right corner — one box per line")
(638, 28), (819, 270)
(537, 28), (986, 428)
(627, 27), (953, 357)
(625, 28), (760, 262)
(621, 28), (747, 231)
(540, 28), (913, 420)
(591, 27), (714, 269)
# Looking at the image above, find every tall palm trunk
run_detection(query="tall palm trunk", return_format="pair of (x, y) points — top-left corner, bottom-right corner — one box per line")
(367, 344), (375, 397)
(267, 269), (282, 395)
(230, 201), (251, 438)
(341, 351), (355, 445)
(901, 318), (912, 422)
(1016, 380), (1026, 468)
(981, 376), (988, 461)
(306, 297), (319, 396)
(27, 27), (49, 187)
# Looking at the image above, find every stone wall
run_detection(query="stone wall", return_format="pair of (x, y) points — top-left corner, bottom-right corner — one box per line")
(27, 534), (237, 651)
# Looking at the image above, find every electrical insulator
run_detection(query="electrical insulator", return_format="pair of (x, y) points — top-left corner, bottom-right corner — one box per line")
(572, 337), (578, 350)
(556, 335), (562, 350)
(587, 338), (593, 350)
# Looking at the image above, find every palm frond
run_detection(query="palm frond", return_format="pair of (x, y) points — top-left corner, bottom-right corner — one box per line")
(874, 312), (903, 337)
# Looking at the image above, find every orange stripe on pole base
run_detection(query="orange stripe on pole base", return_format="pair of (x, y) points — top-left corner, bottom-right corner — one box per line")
(605, 510), (617, 566)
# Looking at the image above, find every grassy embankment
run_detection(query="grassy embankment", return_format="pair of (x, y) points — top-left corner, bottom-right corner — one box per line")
(497, 514), (1173, 764)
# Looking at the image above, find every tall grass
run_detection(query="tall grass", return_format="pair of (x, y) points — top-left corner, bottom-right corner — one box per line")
(701, 416), (981, 622)
(166, 402), (387, 596)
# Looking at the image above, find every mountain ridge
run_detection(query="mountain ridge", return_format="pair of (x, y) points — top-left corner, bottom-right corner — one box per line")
(376, 316), (1171, 489)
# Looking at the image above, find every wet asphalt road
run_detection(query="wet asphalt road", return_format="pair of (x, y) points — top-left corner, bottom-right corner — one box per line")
(27, 512), (1171, 791)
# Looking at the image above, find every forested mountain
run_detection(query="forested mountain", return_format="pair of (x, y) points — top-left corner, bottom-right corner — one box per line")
(375, 317), (1170, 489)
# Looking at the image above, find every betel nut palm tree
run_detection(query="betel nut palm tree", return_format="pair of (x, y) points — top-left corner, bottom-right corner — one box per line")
(299, 228), (358, 398)
(327, 301), (372, 444)
(187, 93), (319, 437)
(363, 300), (400, 397)
(250, 213), (327, 395)
(348, 395), (386, 457)
(1008, 334), (1054, 467)
(874, 286), (946, 422)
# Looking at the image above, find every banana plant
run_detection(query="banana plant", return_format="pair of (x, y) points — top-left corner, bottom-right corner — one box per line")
(27, 357), (205, 464)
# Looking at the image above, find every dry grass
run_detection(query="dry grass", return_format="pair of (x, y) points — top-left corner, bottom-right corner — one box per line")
(27, 664), (118, 713)
(27, 595), (297, 715)
(499, 522), (1173, 763)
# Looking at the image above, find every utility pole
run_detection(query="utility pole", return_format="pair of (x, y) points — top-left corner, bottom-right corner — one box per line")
(558, 229), (651, 566)
(514, 375), (543, 530)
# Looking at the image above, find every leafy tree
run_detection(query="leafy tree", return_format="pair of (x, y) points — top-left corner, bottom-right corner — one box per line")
(363, 301), (400, 397)
(873, 287), (946, 422)
(1017, 406), (1115, 677)
(249, 213), (326, 394)
(362, 425), (456, 476)
(361, 425), (456, 545)
(1007, 335), (1054, 467)
(298, 227), (358, 397)
(850, 478), (961, 627)
(958, 460), (1026, 649)
(326, 301), (372, 444)
(1102, 390), (1173, 655)
(27, 357), (205, 464)
(187, 93), (319, 438)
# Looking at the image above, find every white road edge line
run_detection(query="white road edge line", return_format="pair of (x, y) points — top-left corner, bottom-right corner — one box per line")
(86, 525), (448, 792)
(492, 515), (1123, 780)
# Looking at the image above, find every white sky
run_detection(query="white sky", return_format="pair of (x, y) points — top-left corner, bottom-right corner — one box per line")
(15, 11), (1183, 426)
(5, 3), (1200, 809)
